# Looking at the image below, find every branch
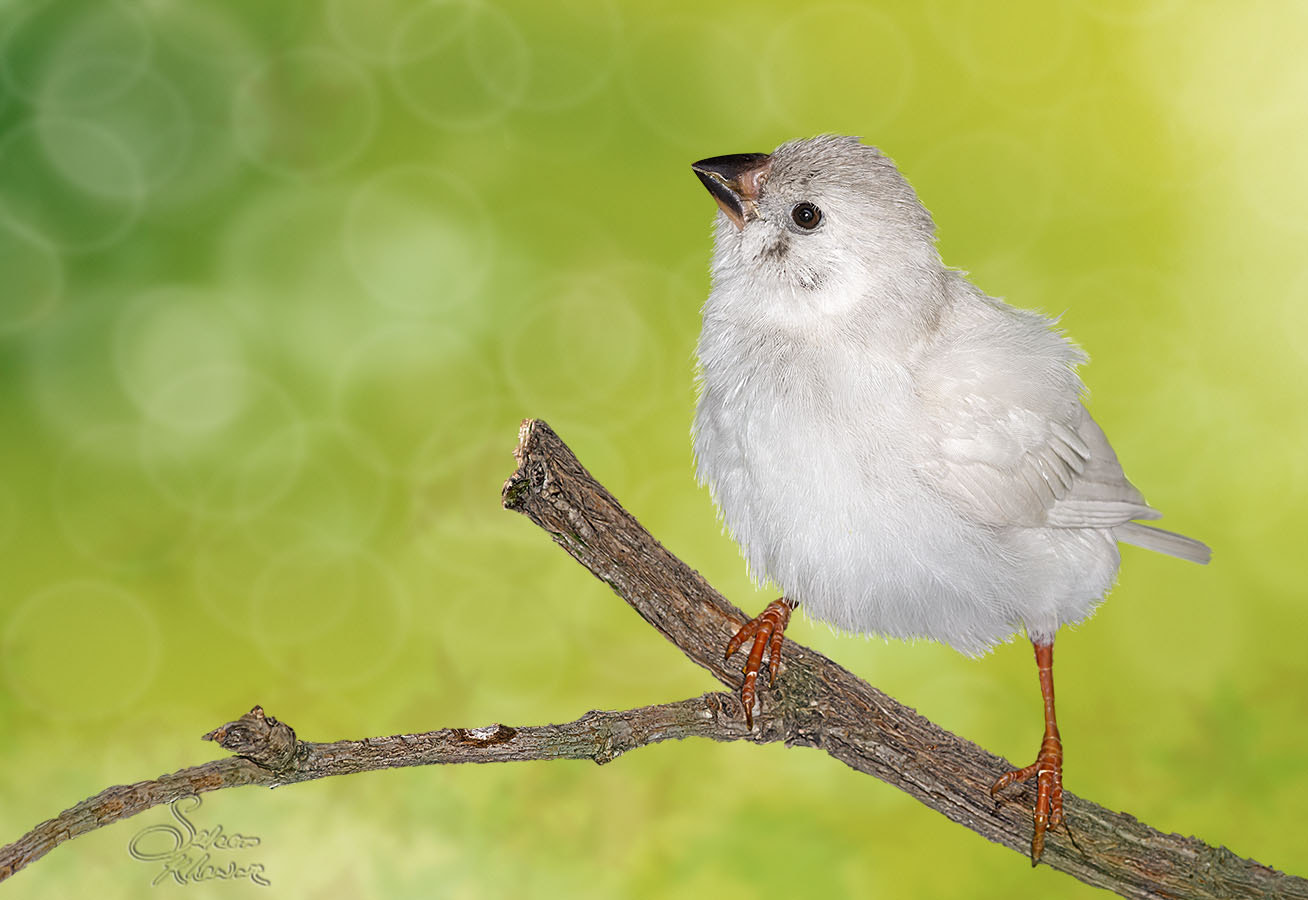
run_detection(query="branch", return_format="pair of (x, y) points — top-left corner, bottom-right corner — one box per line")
(2, 418), (1304, 899)
(500, 419), (1307, 900)
(0, 695), (753, 882)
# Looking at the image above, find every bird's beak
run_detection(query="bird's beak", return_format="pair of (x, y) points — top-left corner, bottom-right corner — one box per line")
(691, 153), (772, 231)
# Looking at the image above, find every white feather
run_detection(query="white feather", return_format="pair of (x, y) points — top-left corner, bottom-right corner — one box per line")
(692, 135), (1209, 654)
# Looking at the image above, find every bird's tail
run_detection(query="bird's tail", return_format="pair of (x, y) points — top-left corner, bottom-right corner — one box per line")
(1114, 521), (1211, 564)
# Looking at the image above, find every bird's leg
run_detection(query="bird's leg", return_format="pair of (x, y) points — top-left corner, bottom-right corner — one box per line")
(724, 597), (795, 728)
(991, 639), (1064, 866)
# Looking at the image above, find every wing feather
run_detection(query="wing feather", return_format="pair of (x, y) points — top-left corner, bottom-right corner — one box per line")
(918, 292), (1156, 530)
(930, 402), (1159, 529)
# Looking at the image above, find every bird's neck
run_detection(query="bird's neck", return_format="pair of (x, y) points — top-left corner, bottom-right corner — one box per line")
(704, 257), (952, 362)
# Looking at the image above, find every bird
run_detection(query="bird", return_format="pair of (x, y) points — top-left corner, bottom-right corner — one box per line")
(688, 135), (1210, 865)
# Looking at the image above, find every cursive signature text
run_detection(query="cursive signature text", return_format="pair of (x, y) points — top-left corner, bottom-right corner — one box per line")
(128, 795), (270, 887)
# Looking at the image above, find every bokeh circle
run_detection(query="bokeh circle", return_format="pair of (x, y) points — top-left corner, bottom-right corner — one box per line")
(3, 581), (161, 721)
(389, 0), (530, 130)
(344, 166), (493, 317)
(232, 47), (379, 177)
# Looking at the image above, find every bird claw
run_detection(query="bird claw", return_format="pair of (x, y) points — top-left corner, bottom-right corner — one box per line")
(724, 598), (793, 728)
(991, 733), (1064, 865)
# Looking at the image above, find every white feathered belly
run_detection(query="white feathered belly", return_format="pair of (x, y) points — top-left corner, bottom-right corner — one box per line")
(693, 366), (1119, 654)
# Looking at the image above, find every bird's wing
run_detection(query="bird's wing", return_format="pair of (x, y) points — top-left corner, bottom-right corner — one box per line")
(923, 402), (1159, 529)
(918, 294), (1158, 530)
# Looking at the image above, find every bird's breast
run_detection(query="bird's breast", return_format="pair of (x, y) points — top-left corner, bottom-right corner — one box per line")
(694, 335), (934, 565)
(689, 307), (1118, 651)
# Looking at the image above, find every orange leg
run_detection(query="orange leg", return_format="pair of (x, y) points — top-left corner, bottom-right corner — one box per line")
(724, 598), (794, 727)
(991, 639), (1064, 865)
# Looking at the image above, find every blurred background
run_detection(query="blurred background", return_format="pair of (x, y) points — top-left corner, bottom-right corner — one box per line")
(1, 0), (1306, 896)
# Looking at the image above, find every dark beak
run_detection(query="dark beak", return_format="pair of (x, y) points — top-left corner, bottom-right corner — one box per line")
(691, 153), (772, 230)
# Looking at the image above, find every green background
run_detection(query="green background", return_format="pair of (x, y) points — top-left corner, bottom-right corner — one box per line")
(2, 1), (1306, 896)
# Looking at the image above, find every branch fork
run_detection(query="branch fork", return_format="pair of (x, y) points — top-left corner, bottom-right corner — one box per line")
(1, 419), (1303, 900)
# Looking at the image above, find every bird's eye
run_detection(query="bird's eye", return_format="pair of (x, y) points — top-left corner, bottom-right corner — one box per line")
(791, 202), (822, 230)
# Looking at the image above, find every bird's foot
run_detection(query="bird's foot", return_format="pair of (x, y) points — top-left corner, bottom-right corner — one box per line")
(724, 598), (794, 728)
(991, 733), (1063, 865)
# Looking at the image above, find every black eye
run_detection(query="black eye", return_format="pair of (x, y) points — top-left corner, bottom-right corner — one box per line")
(791, 202), (822, 230)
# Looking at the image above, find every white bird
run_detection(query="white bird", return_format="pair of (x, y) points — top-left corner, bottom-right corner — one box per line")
(689, 135), (1209, 864)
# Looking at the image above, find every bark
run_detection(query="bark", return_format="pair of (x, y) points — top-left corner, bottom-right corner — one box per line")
(1, 418), (1303, 900)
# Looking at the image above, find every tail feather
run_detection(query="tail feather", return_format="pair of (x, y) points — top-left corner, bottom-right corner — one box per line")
(1114, 521), (1211, 564)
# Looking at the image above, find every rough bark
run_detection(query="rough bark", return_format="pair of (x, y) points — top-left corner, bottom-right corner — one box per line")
(1, 419), (1303, 900)
(500, 419), (1306, 900)
(0, 697), (749, 882)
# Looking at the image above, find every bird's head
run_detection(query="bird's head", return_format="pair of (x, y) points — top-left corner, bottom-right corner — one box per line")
(692, 135), (940, 329)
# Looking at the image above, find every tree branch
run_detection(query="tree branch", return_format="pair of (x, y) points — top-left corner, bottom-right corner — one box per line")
(1, 418), (1304, 899)
(0, 695), (754, 882)
(500, 419), (1307, 900)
